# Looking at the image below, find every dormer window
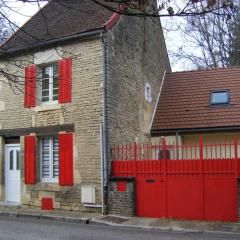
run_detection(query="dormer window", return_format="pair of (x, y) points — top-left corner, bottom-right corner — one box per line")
(210, 90), (229, 105)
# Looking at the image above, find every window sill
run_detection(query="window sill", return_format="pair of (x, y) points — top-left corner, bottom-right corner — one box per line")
(33, 103), (62, 112)
(41, 178), (59, 184)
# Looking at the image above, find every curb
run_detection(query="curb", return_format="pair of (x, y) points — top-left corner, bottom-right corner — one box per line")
(0, 211), (239, 236)
(0, 211), (90, 224)
(90, 218), (240, 236)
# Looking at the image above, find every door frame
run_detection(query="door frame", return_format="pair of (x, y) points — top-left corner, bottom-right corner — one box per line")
(4, 144), (21, 203)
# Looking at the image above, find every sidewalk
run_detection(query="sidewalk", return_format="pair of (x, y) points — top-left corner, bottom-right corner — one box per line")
(92, 215), (240, 235)
(0, 205), (239, 235)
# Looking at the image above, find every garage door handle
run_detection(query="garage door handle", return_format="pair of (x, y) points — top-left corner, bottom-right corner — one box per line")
(146, 179), (155, 183)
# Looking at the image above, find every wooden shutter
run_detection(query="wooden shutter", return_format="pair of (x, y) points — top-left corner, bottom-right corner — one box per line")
(59, 133), (73, 186)
(24, 136), (36, 184)
(24, 65), (36, 108)
(58, 58), (72, 103)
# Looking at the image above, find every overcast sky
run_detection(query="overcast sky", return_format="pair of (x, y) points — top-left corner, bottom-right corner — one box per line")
(7, 0), (184, 71)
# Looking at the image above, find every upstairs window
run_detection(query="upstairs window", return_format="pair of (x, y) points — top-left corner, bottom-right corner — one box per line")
(41, 64), (58, 103)
(210, 90), (229, 105)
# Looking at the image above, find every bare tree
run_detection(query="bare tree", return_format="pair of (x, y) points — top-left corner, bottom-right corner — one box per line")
(0, 0), (238, 89)
(229, 8), (240, 65)
(168, 1), (240, 69)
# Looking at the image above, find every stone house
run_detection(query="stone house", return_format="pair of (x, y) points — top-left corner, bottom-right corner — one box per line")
(0, 0), (170, 213)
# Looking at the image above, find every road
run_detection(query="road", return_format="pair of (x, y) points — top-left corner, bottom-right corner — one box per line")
(0, 217), (239, 240)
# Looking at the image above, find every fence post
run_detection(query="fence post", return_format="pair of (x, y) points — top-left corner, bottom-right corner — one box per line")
(134, 142), (137, 161)
(162, 138), (168, 217)
(134, 142), (137, 178)
(234, 139), (238, 178)
(199, 135), (205, 220)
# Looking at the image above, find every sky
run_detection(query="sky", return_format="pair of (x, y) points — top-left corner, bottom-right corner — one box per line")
(5, 0), (186, 72)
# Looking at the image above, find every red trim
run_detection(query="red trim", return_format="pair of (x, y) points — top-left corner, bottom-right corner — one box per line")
(24, 65), (36, 108)
(24, 135), (36, 184)
(104, 13), (120, 31)
(104, 4), (125, 31)
(41, 198), (53, 210)
(59, 133), (73, 186)
(117, 181), (126, 192)
(58, 58), (72, 103)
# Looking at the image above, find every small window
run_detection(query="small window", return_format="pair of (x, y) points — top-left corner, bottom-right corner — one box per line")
(210, 90), (229, 105)
(41, 64), (58, 103)
(145, 83), (152, 102)
(41, 136), (59, 182)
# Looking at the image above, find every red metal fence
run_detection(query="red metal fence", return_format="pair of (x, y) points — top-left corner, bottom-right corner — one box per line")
(111, 137), (239, 222)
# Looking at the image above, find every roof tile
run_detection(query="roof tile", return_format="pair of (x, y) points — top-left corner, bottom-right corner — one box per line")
(151, 67), (240, 132)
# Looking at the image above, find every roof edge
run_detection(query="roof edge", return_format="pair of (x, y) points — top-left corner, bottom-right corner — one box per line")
(104, 4), (125, 31)
(104, 12), (121, 31)
(0, 28), (104, 57)
(151, 125), (240, 135)
(149, 70), (166, 131)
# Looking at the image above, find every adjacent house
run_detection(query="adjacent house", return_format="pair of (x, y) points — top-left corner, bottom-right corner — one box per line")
(151, 67), (240, 150)
(109, 67), (240, 221)
(0, 0), (170, 213)
(150, 67), (240, 220)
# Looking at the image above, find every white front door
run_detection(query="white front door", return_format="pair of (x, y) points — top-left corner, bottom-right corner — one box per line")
(5, 145), (21, 203)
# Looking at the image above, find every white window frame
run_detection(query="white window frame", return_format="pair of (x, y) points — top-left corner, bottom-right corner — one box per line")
(41, 64), (58, 104)
(40, 137), (59, 183)
(145, 83), (152, 103)
(210, 90), (229, 105)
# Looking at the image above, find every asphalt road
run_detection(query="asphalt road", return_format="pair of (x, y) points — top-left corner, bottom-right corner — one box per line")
(0, 217), (239, 240)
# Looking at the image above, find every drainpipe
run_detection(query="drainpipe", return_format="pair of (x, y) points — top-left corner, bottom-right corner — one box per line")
(101, 33), (108, 215)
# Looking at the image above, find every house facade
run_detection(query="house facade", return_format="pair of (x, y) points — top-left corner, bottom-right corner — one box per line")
(0, 0), (170, 212)
(150, 67), (240, 219)
(108, 67), (239, 221)
(151, 67), (240, 152)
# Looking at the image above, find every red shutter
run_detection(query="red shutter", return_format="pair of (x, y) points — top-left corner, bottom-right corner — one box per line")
(24, 136), (36, 184)
(24, 65), (36, 108)
(58, 58), (72, 103)
(59, 133), (73, 186)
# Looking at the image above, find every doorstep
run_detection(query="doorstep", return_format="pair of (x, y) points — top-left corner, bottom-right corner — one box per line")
(0, 201), (21, 207)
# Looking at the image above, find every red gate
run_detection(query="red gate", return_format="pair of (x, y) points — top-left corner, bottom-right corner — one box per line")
(111, 137), (240, 222)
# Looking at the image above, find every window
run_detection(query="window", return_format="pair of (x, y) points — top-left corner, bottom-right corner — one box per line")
(145, 83), (152, 102)
(41, 64), (58, 103)
(41, 136), (59, 182)
(210, 90), (229, 105)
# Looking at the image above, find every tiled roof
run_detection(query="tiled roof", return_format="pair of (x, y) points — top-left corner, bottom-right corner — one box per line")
(1, 0), (115, 53)
(151, 67), (240, 133)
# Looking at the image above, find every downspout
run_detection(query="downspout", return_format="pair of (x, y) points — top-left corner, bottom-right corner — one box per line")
(101, 33), (108, 215)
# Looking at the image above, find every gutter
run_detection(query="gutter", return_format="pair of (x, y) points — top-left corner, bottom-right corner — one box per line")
(151, 125), (240, 135)
(101, 33), (108, 215)
(0, 28), (104, 57)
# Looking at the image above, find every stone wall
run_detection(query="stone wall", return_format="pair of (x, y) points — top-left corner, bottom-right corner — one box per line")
(109, 177), (135, 217)
(0, 38), (104, 212)
(105, 14), (170, 146)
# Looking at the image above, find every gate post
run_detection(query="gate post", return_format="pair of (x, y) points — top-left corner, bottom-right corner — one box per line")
(163, 138), (168, 217)
(234, 139), (238, 178)
(199, 135), (205, 220)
